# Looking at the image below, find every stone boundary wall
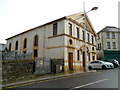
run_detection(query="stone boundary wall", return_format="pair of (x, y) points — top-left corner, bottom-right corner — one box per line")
(2, 60), (35, 82)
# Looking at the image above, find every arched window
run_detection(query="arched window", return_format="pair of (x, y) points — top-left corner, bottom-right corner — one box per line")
(23, 38), (27, 48)
(15, 41), (18, 50)
(9, 43), (11, 51)
(34, 35), (38, 46)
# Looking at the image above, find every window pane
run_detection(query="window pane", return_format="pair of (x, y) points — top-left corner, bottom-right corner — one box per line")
(87, 33), (90, 42)
(113, 42), (116, 49)
(53, 23), (57, 36)
(82, 31), (85, 40)
(106, 32), (110, 39)
(92, 35), (94, 44)
(24, 39), (27, 48)
(15, 41), (18, 50)
(107, 42), (111, 49)
(69, 23), (72, 36)
(34, 35), (38, 46)
(112, 33), (115, 39)
(76, 27), (79, 38)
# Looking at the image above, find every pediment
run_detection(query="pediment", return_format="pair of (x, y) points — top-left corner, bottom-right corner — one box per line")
(66, 12), (97, 36)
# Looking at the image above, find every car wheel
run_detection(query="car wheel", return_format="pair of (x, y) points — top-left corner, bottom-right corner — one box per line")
(88, 66), (92, 70)
(102, 65), (106, 69)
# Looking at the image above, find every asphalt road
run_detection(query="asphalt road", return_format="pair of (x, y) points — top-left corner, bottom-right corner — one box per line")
(5, 67), (119, 89)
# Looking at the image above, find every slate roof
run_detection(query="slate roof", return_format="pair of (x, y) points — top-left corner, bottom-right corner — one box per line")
(6, 12), (97, 40)
(98, 26), (120, 33)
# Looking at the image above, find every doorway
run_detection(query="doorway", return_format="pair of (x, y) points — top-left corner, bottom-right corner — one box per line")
(68, 53), (73, 70)
(82, 51), (86, 68)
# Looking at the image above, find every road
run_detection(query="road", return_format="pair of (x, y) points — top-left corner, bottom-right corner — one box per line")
(5, 68), (119, 89)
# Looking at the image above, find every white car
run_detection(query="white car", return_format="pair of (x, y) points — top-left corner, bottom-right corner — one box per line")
(88, 60), (114, 70)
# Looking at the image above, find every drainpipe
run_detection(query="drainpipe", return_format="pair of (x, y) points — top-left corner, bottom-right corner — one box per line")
(43, 27), (46, 60)
(101, 32), (104, 59)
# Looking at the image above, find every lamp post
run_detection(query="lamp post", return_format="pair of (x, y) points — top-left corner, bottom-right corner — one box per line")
(83, 2), (98, 71)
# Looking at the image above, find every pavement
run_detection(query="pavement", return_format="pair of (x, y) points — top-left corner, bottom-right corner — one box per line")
(2, 69), (96, 88)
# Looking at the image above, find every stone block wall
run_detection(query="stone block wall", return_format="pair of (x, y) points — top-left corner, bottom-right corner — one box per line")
(2, 60), (35, 82)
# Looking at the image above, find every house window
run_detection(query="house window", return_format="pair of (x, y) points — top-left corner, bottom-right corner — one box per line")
(76, 27), (79, 38)
(53, 23), (57, 36)
(69, 23), (72, 36)
(112, 42), (116, 49)
(87, 33), (90, 43)
(23, 38), (27, 48)
(9, 43), (11, 51)
(98, 33), (100, 40)
(82, 31), (85, 40)
(98, 44), (99, 49)
(15, 41), (18, 50)
(100, 43), (101, 49)
(92, 35), (94, 44)
(107, 42), (111, 49)
(92, 47), (94, 51)
(106, 32), (110, 39)
(112, 32), (115, 39)
(34, 35), (38, 46)
(77, 50), (80, 61)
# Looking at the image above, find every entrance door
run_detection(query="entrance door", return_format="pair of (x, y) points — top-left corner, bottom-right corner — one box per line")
(68, 53), (73, 70)
(82, 51), (86, 68)
(34, 49), (38, 58)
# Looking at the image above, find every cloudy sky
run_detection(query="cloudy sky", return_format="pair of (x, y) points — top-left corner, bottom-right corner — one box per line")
(0, 0), (119, 44)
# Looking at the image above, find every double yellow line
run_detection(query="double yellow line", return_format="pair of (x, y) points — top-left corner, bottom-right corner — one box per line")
(4, 71), (101, 89)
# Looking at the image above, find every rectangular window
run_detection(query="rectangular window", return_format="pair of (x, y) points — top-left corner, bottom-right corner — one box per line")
(92, 35), (94, 44)
(15, 41), (18, 50)
(112, 33), (115, 39)
(100, 43), (101, 49)
(107, 42), (111, 49)
(112, 42), (116, 49)
(82, 31), (85, 40)
(69, 23), (72, 36)
(53, 23), (57, 36)
(77, 50), (79, 61)
(106, 32), (110, 39)
(98, 33), (100, 40)
(87, 33), (90, 43)
(98, 44), (99, 49)
(76, 27), (79, 38)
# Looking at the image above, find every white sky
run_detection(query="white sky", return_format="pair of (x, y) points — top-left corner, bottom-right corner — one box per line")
(0, 0), (119, 44)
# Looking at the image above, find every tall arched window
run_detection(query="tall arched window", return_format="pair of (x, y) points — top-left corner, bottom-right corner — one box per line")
(23, 38), (27, 48)
(15, 41), (18, 50)
(33, 35), (38, 58)
(9, 43), (11, 51)
(34, 35), (38, 46)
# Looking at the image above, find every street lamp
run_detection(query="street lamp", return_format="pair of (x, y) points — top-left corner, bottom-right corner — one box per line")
(83, 2), (98, 71)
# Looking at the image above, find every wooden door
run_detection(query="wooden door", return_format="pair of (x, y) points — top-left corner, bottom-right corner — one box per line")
(68, 53), (73, 70)
(82, 51), (85, 68)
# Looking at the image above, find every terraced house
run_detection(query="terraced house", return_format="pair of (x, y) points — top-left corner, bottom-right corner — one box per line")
(96, 26), (120, 62)
(6, 12), (97, 71)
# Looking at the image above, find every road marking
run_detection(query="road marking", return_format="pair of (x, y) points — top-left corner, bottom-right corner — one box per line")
(4, 72), (101, 89)
(4, 73), (88, 89)
(69, 78), (108, 90)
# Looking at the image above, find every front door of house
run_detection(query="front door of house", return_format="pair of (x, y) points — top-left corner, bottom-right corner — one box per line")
(68, 53), (73, 70)
(82, 51), (86, 68)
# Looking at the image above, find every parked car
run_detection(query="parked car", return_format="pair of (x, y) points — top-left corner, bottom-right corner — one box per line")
(104, 59), (119, 68)
(88, 60), (114, 70)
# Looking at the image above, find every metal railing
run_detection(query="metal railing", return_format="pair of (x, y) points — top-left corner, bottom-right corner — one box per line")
(2, 51), (32, 61)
